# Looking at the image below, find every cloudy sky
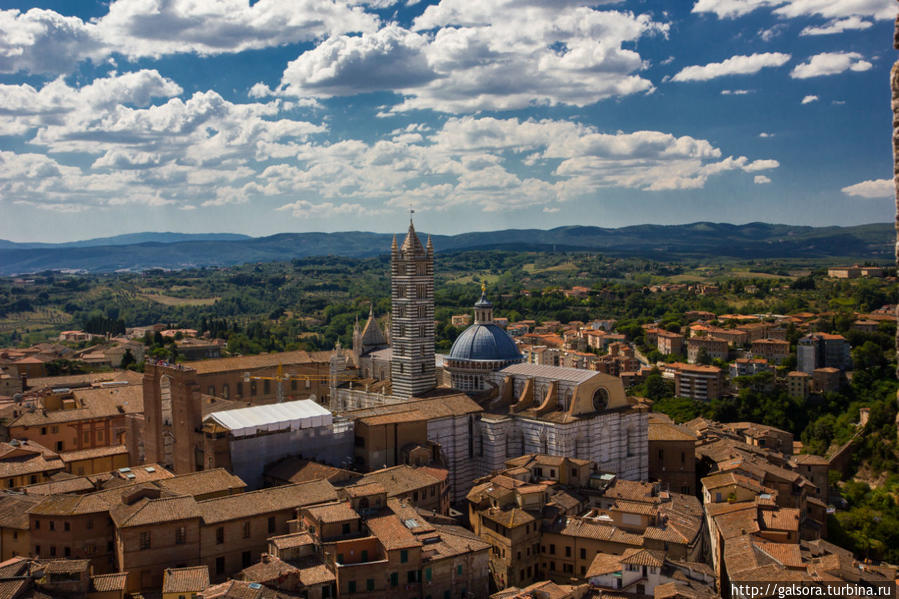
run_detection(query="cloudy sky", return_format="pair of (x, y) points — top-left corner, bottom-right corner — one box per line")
(0, 0), (893, 242)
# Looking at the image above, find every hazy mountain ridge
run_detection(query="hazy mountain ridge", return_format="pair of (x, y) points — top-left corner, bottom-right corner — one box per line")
(0, 222), (891, 275)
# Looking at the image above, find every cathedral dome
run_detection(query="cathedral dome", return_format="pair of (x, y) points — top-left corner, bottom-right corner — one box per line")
(448, 323), (521, 362)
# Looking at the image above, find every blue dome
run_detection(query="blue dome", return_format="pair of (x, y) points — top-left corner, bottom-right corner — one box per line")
(448, 324), (522, 362)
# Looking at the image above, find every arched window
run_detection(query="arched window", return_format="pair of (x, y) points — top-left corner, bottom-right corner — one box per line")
(592, 387), (609, 412)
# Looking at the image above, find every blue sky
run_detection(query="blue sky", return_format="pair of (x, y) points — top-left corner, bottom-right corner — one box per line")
(0, 0), (894, 242)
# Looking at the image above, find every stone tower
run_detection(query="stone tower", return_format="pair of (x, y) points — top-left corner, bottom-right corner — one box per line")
(390, 218), (436, 397)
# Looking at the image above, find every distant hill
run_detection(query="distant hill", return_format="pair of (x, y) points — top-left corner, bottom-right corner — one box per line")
(0, 232), (251, 250)
(0, 222), (891, 275)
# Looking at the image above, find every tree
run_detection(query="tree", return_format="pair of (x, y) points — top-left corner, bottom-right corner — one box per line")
(119, 348), (136, 370)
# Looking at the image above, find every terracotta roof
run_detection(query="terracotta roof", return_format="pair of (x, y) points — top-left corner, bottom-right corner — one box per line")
(761, 507), (800, 532)
(239, 555), (298, 583)
(90, 572), (128, 592)
(366, 513), (420, 550)
(264, 457), (360, 485)
(111, 495), (201, 527)
(344, 393), (483, 421)
(0, 440), (63, 480)
(41, 558), (90, 574)
(296, 557), (336, 586)
(304, 502), (360, 524)
(587, 551), (625, 577)
(269, 532), (314, 551)
(0, 493), (43, 529)
(603, 479), (659, 503)
(7, 386), (142, 427)
(59, 444), (129, 462)
(199, 480), (337, 524)
(23, 476), (96, 495)
(619, 548), (665, 567)
(0, 579), (27, 599)
(359, 411), (427, 426)
(156, 468), (246, 497)
(755, 541), (804, 568)
(711, 503), (760, 539)
(556, 518), (643, 545)
(649, 422), (695, 442)
(163, 565), (210, 593)
(0, 557), (30, 579)
(481, 507), (535, 529)
(358, 465), (442, 498)
(184, 350), (323, 375)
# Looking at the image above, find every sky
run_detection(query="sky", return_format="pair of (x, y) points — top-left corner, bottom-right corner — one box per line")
(0, 0), (895, 242)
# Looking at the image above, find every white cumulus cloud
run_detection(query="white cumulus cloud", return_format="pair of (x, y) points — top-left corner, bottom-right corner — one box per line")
(800, 16), (873, 35)
(692, 0), (894, 20)
(791, 51), (872, 78)
(672, 53), (791, 82)
(275, 0), (667, 112)
(801, 95), (819, 104)
(841, 178), (893, 198)
(754, 175), (771, 184)
(0, 1), (379, 75)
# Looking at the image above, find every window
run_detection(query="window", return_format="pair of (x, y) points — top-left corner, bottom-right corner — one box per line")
(580, 548), (586, 559)
(139, 532), (150, 550)
(222, 384), (229, 399)
(565, 546), (571, 557)
(268, 516), (276, 533)
(400, 549), (408, 563)
(64, 521), (70, 531)
(34, 520), (39, 530)
(41, 427), (46, 435)
(361, 550), (368, 562)
(242, 551), (252, 568)
(390, 572), (398, 587)
(175, 527), (186, 544)
(51, 425), (58, 433)
(407, 570), (416, 583)
(264, 380), (271, 395)
(236, 382), (243, 397)
(456, 565), (462, 575)
(342, 523), (350, 535)
(425, 567), (432, 582)
(216, 527), (224, 544)
(49, 546), (56, 557)
(215, 557), (225, 575)
(49, 521), (55, 531)
(34, 545), (40, 555)
(348, 581), (356, 594)
(208, 385), (215, 395)
(29, 475), (37, 485)
(250, 381), (257, 396)
(367, 579), (375, 591)
(243, 521), (250, 538)
(64, 546), (71, 557)
(549, 544), (555, 555)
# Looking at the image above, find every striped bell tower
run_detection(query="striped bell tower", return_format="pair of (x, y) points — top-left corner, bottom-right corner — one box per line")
(390, 217), (436, 398)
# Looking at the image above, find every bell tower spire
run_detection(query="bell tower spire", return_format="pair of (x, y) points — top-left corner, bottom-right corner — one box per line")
(390, 213), (435, 398)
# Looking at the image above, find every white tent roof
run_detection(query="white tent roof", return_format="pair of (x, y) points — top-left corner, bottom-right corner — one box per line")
(206, 399), (333, 438)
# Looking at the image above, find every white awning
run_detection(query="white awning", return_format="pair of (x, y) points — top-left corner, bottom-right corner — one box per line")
(205, 399), (333, 438)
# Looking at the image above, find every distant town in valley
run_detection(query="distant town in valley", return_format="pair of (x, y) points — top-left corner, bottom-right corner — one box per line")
(0, 221), (895, 598)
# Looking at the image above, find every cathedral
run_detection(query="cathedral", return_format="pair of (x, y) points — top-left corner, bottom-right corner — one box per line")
(337, 218), (648, 498)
